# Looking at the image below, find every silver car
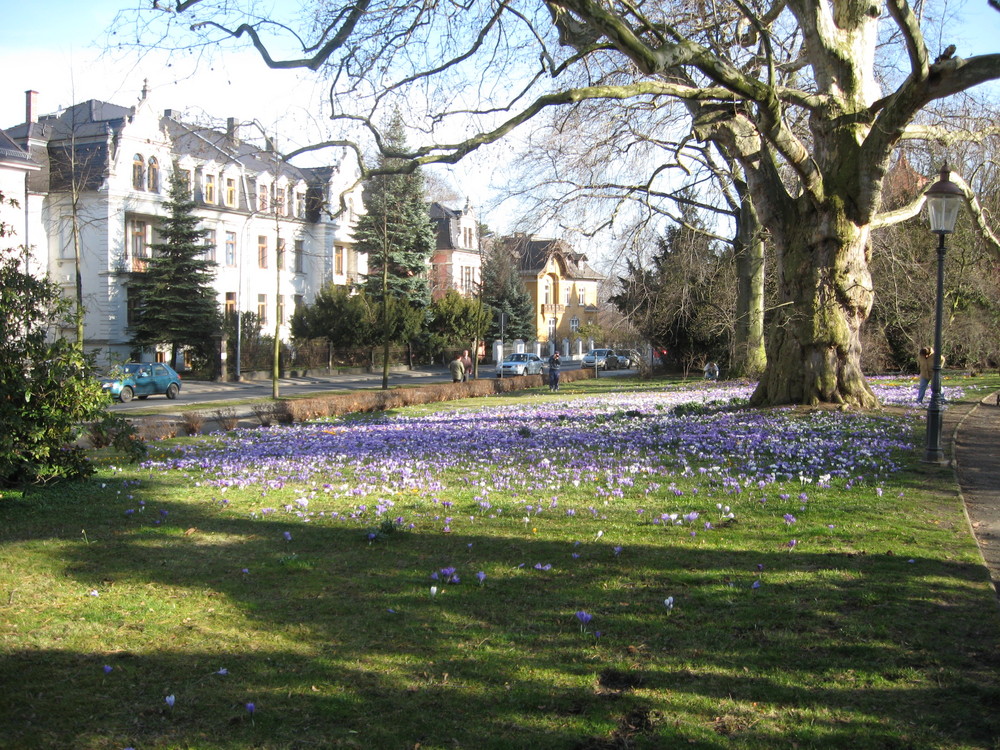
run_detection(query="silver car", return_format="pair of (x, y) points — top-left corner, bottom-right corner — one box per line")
(496, 353), (544, 377)
(583, 349), (618, 370)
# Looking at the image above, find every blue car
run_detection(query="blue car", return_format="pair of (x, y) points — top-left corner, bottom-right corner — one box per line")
(101, 363), (182, 403)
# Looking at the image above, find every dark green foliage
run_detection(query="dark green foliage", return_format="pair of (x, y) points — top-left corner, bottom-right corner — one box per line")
(85, 412), (148, 463)
(129, 166), (221, 366)
(291, 284), (375, 348)
(611, 211), (731, 371)
(355, 113), (437, 307)
(427, 290), (492, 354)
(481, 248), (535, 341)
(0, 255), (108, 488)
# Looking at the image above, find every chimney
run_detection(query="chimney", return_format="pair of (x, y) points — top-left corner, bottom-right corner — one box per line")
(163, 109), (175, 118)
(226, 117), (240, 146)
(25, 90), (38, 124)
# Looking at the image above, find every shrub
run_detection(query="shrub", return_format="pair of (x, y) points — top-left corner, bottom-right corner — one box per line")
(0, 257), (108, 488)
(213, 407), (239, 431)
(181, 411), (205, 436)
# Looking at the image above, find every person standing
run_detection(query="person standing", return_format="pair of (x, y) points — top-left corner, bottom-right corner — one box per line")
(548, 351), (561, 392)
(917, 346), (943, 403)
(459, 349), (474, 381)
(449, 353), (465, 383)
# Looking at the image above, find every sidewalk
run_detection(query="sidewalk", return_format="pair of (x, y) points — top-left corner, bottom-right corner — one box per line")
(952, 392), (1000, 595)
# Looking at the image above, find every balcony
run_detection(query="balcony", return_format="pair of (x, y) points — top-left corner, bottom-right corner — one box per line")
(541, 303), (566, 315)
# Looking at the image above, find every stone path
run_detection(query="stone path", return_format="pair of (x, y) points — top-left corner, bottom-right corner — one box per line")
(952, 391), (1000, 595)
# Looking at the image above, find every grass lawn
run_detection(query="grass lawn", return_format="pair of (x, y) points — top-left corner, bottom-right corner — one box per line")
(2, 375), (1000, 749)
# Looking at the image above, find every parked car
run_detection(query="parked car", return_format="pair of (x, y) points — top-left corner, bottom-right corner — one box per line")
(496, 353), (544, 377)
(101, 363), (182, 403)
(620, 349), (643, 369)
(583, 349), (619, 370)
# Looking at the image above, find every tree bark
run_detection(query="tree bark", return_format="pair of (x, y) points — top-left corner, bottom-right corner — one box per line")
(752, 206), (877, 407)
(731, 185), (766, 378)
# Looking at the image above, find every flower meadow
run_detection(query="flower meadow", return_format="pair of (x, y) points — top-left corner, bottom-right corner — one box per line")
(3, 377), (999, 750)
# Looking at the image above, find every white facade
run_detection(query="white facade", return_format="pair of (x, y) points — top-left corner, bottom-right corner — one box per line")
(4, 90), (364, 368)
(0, 127), (40, 273)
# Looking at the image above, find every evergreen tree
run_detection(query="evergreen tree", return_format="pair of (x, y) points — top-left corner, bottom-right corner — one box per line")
(354, 112), (437, 387)
(481, 247), (535, 342)
(355, 114), (437, 307)
(129, 166), (221, 369)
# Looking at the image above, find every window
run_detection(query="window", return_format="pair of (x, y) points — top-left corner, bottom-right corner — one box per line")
(293, 294), (304, 314)
(147, 157), (160, 192)
(564, 284), (571, 304)
(204, 229), (217, 262)
(130, 219), (149, 271)
(204, 173), (217, 204)
(334, 245), (345, 275)
(225, 231), (237, 266)
(277, 295), (286, 325)
(225, 292), (236, 317)
(258, 183), (269, 212)
(225, 177), (237, 208)
(257, 294), (268, 326)
(132, 154), (145, 190)
(126, 287), (139, 326)
(346, 198), (356, 222)
(258, 236), (268, 268)
(578, 288), (586, 306)
(182, 169), (194, 197)
(295, 192), (305, 218)
(276, 238), (285, 270)
(463, 266), (474, 292)
(274, 186), (285, 216)
(543, 279), (551, 305)
(570, 317), (580, 333)
(294, 239), (304, 274)
(463, 226), (475, 248)
(548, 319), (557, 341)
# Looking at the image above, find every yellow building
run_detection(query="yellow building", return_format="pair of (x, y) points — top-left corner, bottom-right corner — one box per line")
(501, 234), (604, 344)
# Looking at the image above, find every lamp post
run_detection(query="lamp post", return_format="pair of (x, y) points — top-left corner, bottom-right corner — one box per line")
(922, 165), (964, 464)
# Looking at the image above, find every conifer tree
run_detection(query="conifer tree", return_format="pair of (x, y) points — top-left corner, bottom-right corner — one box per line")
(129, 166), (221, 369)
(481, 248), (535, 342)
(354, 112), (436, 387)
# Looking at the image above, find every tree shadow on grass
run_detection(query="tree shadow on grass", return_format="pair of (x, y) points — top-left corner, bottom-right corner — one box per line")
(4, 479), (1000, 748)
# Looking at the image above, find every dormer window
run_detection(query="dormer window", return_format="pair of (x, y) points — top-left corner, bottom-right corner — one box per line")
(258, 183), (269, 212)
(132, 154), (145, 191)
(147, 157), (160, 193)
(204, 173), (217, 204)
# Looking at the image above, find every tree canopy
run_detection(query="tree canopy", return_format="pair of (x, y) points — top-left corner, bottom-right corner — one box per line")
(121, 0), (1000, 404)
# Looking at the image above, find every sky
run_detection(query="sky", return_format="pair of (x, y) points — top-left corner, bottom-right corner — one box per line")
(2, 0), (999, 243)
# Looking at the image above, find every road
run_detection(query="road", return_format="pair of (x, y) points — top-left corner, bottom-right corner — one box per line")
(109, 361), (602, 414)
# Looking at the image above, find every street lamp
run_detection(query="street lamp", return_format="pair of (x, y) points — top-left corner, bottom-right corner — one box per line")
(922, 165), (964, 464)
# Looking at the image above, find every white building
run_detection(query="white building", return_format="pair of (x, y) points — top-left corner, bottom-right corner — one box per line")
(428, 200), (482, 300)
(0, 127), (40, 271)
(3, 88), (364, 370)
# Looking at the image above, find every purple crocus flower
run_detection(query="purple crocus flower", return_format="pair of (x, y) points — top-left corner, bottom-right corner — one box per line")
(575, 610), (593, 625)
(246, 702), (255, 714)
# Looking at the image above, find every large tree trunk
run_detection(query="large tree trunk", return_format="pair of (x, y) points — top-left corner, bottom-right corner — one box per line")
(731, 189), (766, 378)
(751, 206), (878, 407)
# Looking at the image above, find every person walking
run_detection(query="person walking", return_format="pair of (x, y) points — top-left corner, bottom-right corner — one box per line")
(917, 346), (943, 403)
(459, 349), (474, 381)
(449, 353), (466, 383)
(548, 351), (561, 392)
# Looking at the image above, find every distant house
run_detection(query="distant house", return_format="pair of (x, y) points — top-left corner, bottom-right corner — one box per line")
(3, 88), (364, 368)
(0, 126), (40, 272)
(494, 234), (604, 344)
(428, 200), (481, 300)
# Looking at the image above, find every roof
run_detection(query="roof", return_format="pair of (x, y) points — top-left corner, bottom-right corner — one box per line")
(498, 234), (604, 281)
(0, 129), (35, 166)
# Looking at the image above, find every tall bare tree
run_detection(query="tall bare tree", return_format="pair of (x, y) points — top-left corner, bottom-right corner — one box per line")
(118, 0), (1000, 405)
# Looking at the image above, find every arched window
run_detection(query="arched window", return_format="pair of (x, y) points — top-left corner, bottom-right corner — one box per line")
(543, 279), (551, 305)
(147, 157), (160, 193)
(132, 154), (145, 191)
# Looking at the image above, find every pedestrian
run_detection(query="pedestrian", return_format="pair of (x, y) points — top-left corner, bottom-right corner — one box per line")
(548, 351), (561, 392)
(449, 353), (465, 383)
(917, 345), (943, 403)
(459, 349), (474, 381)
(703, 361), (719, 381)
